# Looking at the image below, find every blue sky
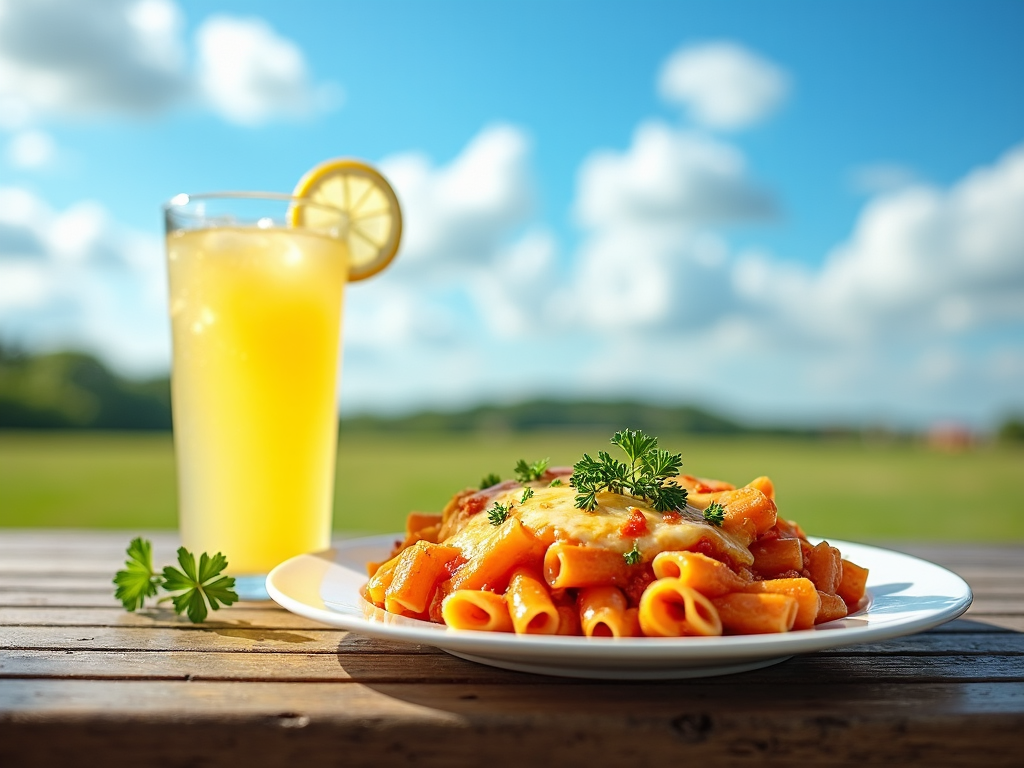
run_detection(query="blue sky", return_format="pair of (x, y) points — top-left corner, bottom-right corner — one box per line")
(1, 0), (1023, 429)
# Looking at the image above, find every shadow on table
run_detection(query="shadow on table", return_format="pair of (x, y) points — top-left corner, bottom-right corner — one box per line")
(331, 613), (1022, 721)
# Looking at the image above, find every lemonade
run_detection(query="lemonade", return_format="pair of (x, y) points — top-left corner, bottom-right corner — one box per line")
(163, 163), (401, 592)
(166, 226), (348, 575)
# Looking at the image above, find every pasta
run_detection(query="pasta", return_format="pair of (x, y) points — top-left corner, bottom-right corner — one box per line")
(363, 443), (869, 639)
(506, 568), (561, 635)
(442, 590), (513, 632)
(578, 586), (641, 638)
(638, 579), (722, 637)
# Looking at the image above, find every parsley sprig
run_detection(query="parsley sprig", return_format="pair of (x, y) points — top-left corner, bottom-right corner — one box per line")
(514, 457), (549, 483)
(623, 541), (642, 566)
(162, 548), (239, 623)
(113, 537), (161, 611)
(488, 501), (511, 526)
(570, 429), (687, 512)
(479, 473), (501, 490)
(113, 537), (238, 623)
(703, 500), (726, 527)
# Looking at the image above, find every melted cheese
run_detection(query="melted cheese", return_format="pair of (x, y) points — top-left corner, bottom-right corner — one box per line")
(444, 486), (753, 567)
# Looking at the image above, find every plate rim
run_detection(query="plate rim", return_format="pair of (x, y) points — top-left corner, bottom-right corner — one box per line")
(266, 534), (974, 667)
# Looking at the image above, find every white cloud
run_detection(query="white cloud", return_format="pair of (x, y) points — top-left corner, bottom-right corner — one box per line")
(0, 186), (167, 374)
(195, 15), (338, 126)
(543, 63), (1023, 428)
(561, 121), (774, 332)
(0, 0), (335, 128)
(468, 229), (557, 338)
(658, 42), (788, 130)
(849, 163), (920, 195)
(575, 121), (775, 228)
(342, 124), (551, 358)
(565, 224), (678, 331)
(343, 281), (460, 352)
(6, 130), (56, 168)
(380, 124), (535, 272)
(0, 0), (186, 124)
(733, 142), (1024, 343)
(0, 260), (52, 310)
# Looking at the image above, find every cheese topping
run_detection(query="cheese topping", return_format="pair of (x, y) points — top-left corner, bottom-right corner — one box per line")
(444, 485), (754, 567)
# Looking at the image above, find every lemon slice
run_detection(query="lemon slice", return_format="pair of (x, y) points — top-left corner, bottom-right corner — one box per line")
(292, 158), (402, 281)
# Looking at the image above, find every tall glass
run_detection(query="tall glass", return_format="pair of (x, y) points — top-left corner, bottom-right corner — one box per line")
(163, 193), (349, 598)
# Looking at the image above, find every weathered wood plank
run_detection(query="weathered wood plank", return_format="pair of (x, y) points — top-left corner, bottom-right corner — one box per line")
(0, 531), (356, 557)
(0, 591), (138, 607)
(0, 601), (1020, 636)
(0, 649), (500, 684)
(2, 680), (1023, 768)
(5, 678), (1024, 716)
(0, 562), (119, 576)
(955, 580), (1024, 596)
(962, 598), (1024, 614)
(0, 606), (348, 629)
(2, 647), (1023, 685)
(0, 625), (349, 653)
(0, 531), (180, 560)
(931, 617), (1024, 633)
(2, 531), (1022, 768)
(4, 619), (1024, 658)
(5, 607), (1023, 646)
(4, 607), (1023, 652)
(0, 577), (123, 591)
(889, 544), (1024, 566)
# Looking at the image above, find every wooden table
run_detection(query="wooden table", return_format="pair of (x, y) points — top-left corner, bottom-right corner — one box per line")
(1, 531), (1022, 767)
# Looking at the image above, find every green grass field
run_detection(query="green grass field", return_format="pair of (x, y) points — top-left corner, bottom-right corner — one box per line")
(1, 430), (1021, 541)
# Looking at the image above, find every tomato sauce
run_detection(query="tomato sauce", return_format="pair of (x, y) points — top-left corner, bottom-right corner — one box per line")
(462, 495), (488, 515)
(619, 508), (648, 538)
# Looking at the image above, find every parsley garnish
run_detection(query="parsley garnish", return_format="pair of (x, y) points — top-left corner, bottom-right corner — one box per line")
(161, 547), (239, 623)
(113, 537), (161, 611)
(549, 478), (563, 487)
(479, 473), (501, 489)
(520, 487), (535, 504)
(488, 501), (511, 526)
(703, 500), (726, 527)
(570, 429), (687, 513)
(113, 537), (238, 623)
(514, 457), (549, 483)
(623, 541), (642, 566)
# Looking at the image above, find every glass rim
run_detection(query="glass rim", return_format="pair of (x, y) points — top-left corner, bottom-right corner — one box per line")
(163, 191), (346, 214)
(163, 191), (350, 234)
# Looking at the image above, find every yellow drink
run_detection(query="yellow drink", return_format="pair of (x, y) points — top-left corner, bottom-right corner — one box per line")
(166, 226), (348, 575)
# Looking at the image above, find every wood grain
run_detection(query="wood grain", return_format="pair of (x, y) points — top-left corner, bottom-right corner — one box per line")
(1, 531), (1022, 767)
(2, 646), (1023, 685)
(3, 680), (1024, 767)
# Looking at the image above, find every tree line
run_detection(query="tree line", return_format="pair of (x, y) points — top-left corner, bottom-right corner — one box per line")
(2, 346), (1020, 440)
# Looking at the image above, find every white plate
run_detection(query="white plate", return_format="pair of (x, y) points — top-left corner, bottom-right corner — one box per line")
(266, 535), (972, 680)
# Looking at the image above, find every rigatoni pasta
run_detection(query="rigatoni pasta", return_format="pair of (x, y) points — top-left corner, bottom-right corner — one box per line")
(363, 430), (869, 639)
(506, 568), (560, 635)
(638, 579), (722, 637)
(441, 590), (513, 632)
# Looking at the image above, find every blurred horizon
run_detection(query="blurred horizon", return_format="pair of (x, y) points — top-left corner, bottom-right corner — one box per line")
(2, 0), (1023, 431)
(4, 344), (1023, 442)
